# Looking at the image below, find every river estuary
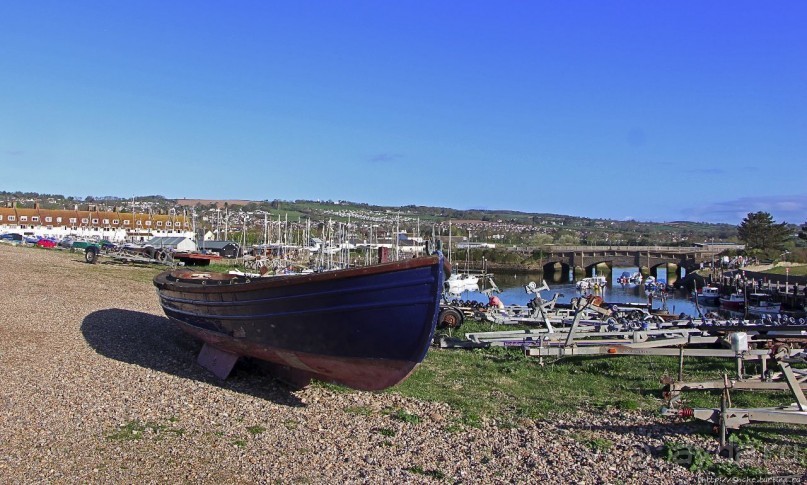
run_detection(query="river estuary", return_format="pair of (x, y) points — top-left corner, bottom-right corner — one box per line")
(452, 266), (707, 317)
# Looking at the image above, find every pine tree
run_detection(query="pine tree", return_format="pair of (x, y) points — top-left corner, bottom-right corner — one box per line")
(737, 212), (790, 251)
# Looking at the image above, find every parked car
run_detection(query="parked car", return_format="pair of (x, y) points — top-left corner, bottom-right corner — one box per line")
(99, 239), (117, 250)
(0, 233), (23, 242)
(36, 239), (58, 249)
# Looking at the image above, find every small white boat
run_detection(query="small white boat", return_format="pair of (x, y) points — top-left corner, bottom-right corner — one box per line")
(616, 271), (643, 286)
(746, 293), (781, 315)
(444, 273), (480, 294)
(576, 276), (607, 290)
(699, 286), (720, 304)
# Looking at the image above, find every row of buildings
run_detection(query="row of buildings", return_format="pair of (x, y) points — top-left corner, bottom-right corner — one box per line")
(0, 203), (195, 242)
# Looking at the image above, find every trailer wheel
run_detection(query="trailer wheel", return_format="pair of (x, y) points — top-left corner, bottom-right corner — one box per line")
(438, 307), (463, 329)
(85, 246), (99, 264)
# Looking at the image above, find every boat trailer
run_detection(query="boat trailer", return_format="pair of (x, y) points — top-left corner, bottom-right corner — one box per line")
(84, 244), (177, 266)
(662, 347), (807, 449)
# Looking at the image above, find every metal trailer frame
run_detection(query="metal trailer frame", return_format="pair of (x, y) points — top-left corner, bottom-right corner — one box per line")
(502, 299), (805, 395)
(84, 245), (178, 266)
(465, 327), (709, 345)
(478, 280), (575, 327)
(662, 349), (807, 449)
(663, 360), (807, 403)
(453, 297), (757, 359)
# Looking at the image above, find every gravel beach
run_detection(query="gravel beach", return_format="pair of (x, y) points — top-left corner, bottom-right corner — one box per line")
(1, 243), (804, 484)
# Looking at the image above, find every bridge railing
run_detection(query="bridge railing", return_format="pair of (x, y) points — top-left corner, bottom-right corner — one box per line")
(523, 245), (721, 253)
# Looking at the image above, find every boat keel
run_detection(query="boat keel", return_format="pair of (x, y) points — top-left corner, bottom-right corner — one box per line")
(260, 362), (314, 390)
(197, 343), (240, 379)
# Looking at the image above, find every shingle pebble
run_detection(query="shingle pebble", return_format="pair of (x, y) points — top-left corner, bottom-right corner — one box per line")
(1, 243), (805, 483)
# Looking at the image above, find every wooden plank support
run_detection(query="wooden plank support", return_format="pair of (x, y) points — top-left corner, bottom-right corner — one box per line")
(197, 343), (240, 379)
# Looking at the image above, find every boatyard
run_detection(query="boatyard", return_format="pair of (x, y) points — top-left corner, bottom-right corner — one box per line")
(1, 243), (806, 483)
(4, 1), (807, 481)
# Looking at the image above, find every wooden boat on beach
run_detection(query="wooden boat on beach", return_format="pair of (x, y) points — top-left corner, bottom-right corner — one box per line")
(153, 253), (449, 391)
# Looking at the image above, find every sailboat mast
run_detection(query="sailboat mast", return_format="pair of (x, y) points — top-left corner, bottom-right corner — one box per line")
(448, 220), (452, 264)
(395, 212), (400, 261)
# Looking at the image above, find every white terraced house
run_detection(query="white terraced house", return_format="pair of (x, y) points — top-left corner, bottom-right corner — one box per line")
(0, 203), (194, 243)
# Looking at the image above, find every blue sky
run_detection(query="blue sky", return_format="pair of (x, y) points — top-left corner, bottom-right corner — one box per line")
(1, 2), (805, 225)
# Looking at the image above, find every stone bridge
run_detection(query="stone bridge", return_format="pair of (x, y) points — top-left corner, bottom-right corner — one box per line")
(525, 245), (724, 278)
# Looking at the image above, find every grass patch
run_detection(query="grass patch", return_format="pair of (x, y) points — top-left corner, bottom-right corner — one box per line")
(377, 427), (396, 437)
(663, 442), (716, 473)
(663, 442), (769, 478)
(344, 405), (372, 416)
(246, 425), (266, 435)
(391, 346), (667, 424)
(406, 466), (446, 480)
(388, 408), (421, 424)
(389, 329), (805, 428)
(761, 264), (807, 276)
(571, 431), (613, 452)
(106, 419), (185, 441)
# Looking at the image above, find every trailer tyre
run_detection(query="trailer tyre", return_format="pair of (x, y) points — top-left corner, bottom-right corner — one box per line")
(85, 246), (99, 264)
(438, 307), (463, 329)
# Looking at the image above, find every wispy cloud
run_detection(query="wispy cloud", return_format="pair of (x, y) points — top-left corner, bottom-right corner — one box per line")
(683, 165), (760, 176)
(368, 153), (403, 164)
(683, 168), (726, 175)
(4, 150), (24, 156)
(680, 195), (807, 224)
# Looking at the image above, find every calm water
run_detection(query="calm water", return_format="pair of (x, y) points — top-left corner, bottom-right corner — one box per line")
(450, 266), (708, 317)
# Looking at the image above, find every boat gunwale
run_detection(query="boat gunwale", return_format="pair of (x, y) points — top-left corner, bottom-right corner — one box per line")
(158, 274), (439, 308)
(154, 254), (450, 294)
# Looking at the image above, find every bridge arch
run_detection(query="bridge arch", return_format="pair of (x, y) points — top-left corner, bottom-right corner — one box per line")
(645, 262), (684, 285)
(541, 261), (571, 283)
(579, 260), (613, 279)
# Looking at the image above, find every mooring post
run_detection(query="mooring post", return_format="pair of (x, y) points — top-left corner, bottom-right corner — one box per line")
(719, 388), (728, 450)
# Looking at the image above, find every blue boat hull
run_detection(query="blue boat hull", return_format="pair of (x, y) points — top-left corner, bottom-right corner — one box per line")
(153, 254), (448, 390)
